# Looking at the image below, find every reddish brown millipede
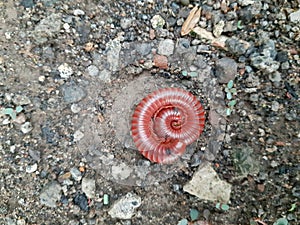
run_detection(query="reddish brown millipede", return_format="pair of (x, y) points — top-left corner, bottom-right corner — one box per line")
(131, 87), (205, 164)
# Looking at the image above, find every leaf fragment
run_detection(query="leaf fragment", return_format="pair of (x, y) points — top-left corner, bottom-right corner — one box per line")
(181, 6), (202, 36)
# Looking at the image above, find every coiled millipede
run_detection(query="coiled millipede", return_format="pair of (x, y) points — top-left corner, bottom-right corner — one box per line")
(131, 87), (205, 164)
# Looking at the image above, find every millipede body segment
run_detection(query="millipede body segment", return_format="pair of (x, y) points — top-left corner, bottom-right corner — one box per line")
(131, 87), (205, 164)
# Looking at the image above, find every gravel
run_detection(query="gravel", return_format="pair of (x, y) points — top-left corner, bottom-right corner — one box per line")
(0, 0), (299, 224)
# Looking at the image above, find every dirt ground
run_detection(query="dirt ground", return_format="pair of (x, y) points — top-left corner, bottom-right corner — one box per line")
(0, 0), (299, 225)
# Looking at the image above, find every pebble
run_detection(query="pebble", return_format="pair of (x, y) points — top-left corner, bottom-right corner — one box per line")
(106, 38), (122, 72)
(40, 181), (62, 208)
(157, 39), (175, 56)
(250, 54), (280, 74)
(74, 130), (84, 142)
(58, 63), (73, 79)
(20, 122), (33, 134)
(70, 167), (82, 181)
(73, 9), (85, 16)
(215, 57), (237, 84)
(108, 193), (141, 219)
(153, 54), (168, 69)
(271, 101), (280, 112)
(81, 177), (96, 198)
(249, 93), (259, 102)
(289, 9), (300, 23)
(26, 163), (38, 173)
(120, 18), (133, 30)
(136, 43), (152, 56)
(213, 20), (225, 37)
(74, 193), (89, 211)
(61, 83), (86, 104)
(71, 103), (81, 113)
(269, 71), (281, 83)
(225, 38), (248, 55)
(111, 163), (133, 181)
(183, 163), (232, 202)
(12, 95), (31, 105)
(180, 0), (190, 6)
(86, 65), (99, 76)
(150, 15), (165, 29)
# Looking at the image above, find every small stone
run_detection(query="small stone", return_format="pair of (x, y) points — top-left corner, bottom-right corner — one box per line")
(153, 54), (168, 69)
(13, 113), (26, 124)
(40, 181), (62, 208)
(238, 0), (255, 6)
(61, 83), (86, 104)
(249, 94), (259, 102)
(111, 163), (133, 181)
(271, 101), (280, 112)
(58, 63), (73, 79)
(74, 9), (85, 16)
(71, 104), (81, 113)
(213, 20), (225, 37)
(289, 9), (300, 23)
(26, 163), (38, 173)
(70, 167), (82, 181)
(180, 0), (190, 6)
(81, 177), (96, 198)
(183, 163), (232, 202)
(20, 122), (33, 134)
(29, 149), (41, 162)
(269, 71), (281, 83)
(215, 57), (237, 84)
(12, 95), (31, 105)
(74, 193), (89, 211)
(86, 65), (99, 76)
(108, 193), (141, 219)
(120, 18), (133, 29)
(158, 39), (175, 56)
(98, 69), (112, 82)
(74, 130), (84, 142)
(150, 15), (165, 29)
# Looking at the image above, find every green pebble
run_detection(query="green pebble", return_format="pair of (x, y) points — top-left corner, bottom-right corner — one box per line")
(189, 71), (198, 77)
(221, 204), (229, 211)
(16, 106), (23, 113)
(182, 70), (188, 76)
(177, 218), (188, 225)
(190, 208), (199, 221)
(226, 92), (232, 100)
(103, 194), (109, 205)
(227, 80), (234, 89)
(228, 100), (237, 107)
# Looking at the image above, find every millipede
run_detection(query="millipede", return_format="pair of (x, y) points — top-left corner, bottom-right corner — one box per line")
(131, 87), (205, 164)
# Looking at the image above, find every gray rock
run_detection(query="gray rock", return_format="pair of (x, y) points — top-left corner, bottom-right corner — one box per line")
(86, 65), (99, 76)
(271, 101), (280, 112)
(250, 54), (280, 74)
(120, 18), (133, 29)
(70, 167), (82, 181)
(111, 163), (133, 181)
(136, 43), (152, 56)
(183, 163), (232, 202)
(269, 71), (281, 83)
(32, 13), (62, 44)
(20, 122), (33, 134)
(40, 181), (62, 207)
(81, 177), (96, 198)
(233, 146), (260, 177)
(249, 93), (259, 102)
(58, 63), (73, 79)
(12, 95), (31, 105)
(106, 37), (122, 72)
(215, 57), (237, 84)
(289, 9), (300, 23)
(225, 38), (248, 55)
(61, 83), (86, 104)
(108, 193), (141, 219)
(158, 39), (175, 56)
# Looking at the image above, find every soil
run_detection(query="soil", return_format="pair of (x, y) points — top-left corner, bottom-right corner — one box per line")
(0, 0), (299, 225)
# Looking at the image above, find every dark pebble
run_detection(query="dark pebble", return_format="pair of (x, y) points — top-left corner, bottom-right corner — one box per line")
(74, 193), (89, 211)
